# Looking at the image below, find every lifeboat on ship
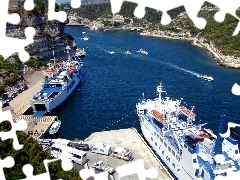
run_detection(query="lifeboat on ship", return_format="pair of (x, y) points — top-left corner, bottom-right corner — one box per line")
(151, 110), (165, 122)
(195, 132), (209, 139)
(180, 106), (196, 117)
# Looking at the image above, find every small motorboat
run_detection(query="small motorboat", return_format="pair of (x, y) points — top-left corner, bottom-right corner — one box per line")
(109, 51), (115, 54)
(125, 51), (131, 55)
(49, 120), (61, 135)
(199, 75), (214, 81)
(82, 36), (89, 41)
(138, 48), (148, 55)
(75, 48), (86, 57)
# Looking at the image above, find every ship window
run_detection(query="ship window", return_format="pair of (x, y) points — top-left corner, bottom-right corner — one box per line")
(172, 150), (175, 156)
(151, 137), (153, 141)
(168, 146), (171, 152)
(235, 150), (238, 154)
(155, 142), (157, 146)
(176, 156), (180, 162)
(154, 132), (156, 136)
(157, 134), (159, 139)
(193, 158), (197, 163)
(164, 142), (167, 147)
(160, 137), (163, 143)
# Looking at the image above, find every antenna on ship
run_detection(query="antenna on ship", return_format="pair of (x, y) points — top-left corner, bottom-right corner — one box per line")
(66, 45), (71, 61)
(157, 82), (166, 104)
(213, 102), (227, 154)
(50, 49), (57, 69)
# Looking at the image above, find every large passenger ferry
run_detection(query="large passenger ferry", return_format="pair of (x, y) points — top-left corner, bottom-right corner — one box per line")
(136, 83), (240, 179)
(30, 46), (83, 117)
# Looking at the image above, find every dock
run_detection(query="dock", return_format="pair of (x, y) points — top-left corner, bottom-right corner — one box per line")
(14, 115), (57, 139)
(82, 128), (173, 180)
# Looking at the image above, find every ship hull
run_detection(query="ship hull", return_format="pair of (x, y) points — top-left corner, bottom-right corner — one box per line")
(139, 116), (197, 180)
(30, 68), (82, 115)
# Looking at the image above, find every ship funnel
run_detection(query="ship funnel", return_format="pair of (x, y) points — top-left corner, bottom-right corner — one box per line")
(213, 102), (227, 154)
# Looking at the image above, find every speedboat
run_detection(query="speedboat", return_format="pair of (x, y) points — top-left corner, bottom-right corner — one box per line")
(82, 36), (89, 41)
(199, 75), (214, 81)
(49, 120), (61, 135)
(125, 51), (131, 55)
(138, 48), (148, 55)
(109, 51), (115, 54)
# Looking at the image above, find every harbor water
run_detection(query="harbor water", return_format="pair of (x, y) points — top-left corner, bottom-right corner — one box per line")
(55, 26), (240, 140)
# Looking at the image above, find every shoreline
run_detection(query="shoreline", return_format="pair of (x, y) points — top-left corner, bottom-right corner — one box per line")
(140, 30), (240, 69)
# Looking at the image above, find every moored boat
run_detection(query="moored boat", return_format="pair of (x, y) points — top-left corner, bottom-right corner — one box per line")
(49, 120), (61, 135)
(30, 46), (83, 117)
(136, 83), (240, 179)
(75, 47), (86, 57)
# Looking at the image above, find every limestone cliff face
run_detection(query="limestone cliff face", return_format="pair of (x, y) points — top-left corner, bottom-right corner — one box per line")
(6, 14), (73, 60)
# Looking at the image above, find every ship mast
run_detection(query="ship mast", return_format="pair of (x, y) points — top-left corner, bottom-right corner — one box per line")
(157, 83), (166, 104)
(50, 49), (57, 69)
(66, 45), (71, 61)
(213, 102), (226, 154)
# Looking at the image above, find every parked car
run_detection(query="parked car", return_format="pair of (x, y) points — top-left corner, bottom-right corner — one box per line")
(92, 161), (115, 175)
(75, 143), (90, 151)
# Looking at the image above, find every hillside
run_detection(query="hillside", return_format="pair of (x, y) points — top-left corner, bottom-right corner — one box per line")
(68, 2), (240, 68)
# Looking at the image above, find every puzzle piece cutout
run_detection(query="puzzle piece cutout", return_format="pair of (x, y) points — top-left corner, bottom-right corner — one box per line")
(0, 0), (35, 63)
(80, 169), (109, 180)
(231, 83), (240, 96)
(21, 159), (57, 180)
(110, 0), (240, 35)
(0, 156), (14, 180)
(0, 101), (28, 150)
(116, 159), (158, 180)
(21, 151), (74, 180)
(0, 0), (83, 63)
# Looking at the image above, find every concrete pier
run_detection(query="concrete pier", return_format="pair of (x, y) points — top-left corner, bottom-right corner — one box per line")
(14, 115), (57, 139)
(83, 128), (173, 180)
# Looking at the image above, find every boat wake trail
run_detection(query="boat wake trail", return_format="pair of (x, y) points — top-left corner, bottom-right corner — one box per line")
(170, 64), (201, 77)
(98, 47), (111, 53)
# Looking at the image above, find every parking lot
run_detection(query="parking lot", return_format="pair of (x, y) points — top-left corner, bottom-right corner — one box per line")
(41, 128), (173, 179)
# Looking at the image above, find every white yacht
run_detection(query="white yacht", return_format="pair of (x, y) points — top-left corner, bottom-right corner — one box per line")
(199, 75), (214, 81)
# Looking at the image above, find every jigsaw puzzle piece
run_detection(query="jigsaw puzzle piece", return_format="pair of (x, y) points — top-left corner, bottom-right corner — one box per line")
(116, 159), (158, 180)
(0, 156), (14, 180)
(21, 159), (57, 180)
(48, 0), (67, 22)
(0, 104), (28, 150)
(58, 150), (74, 171)
(182, 0), (207, 29)
(80, 169), (108, 180)
(220, 122), (240, 138)
(207, 0), (240, 22)
(208, 0), (240, 36)
(0, 0), (35, 62)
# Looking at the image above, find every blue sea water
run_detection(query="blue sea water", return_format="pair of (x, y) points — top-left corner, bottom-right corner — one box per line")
(56, 26), (240, 140)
